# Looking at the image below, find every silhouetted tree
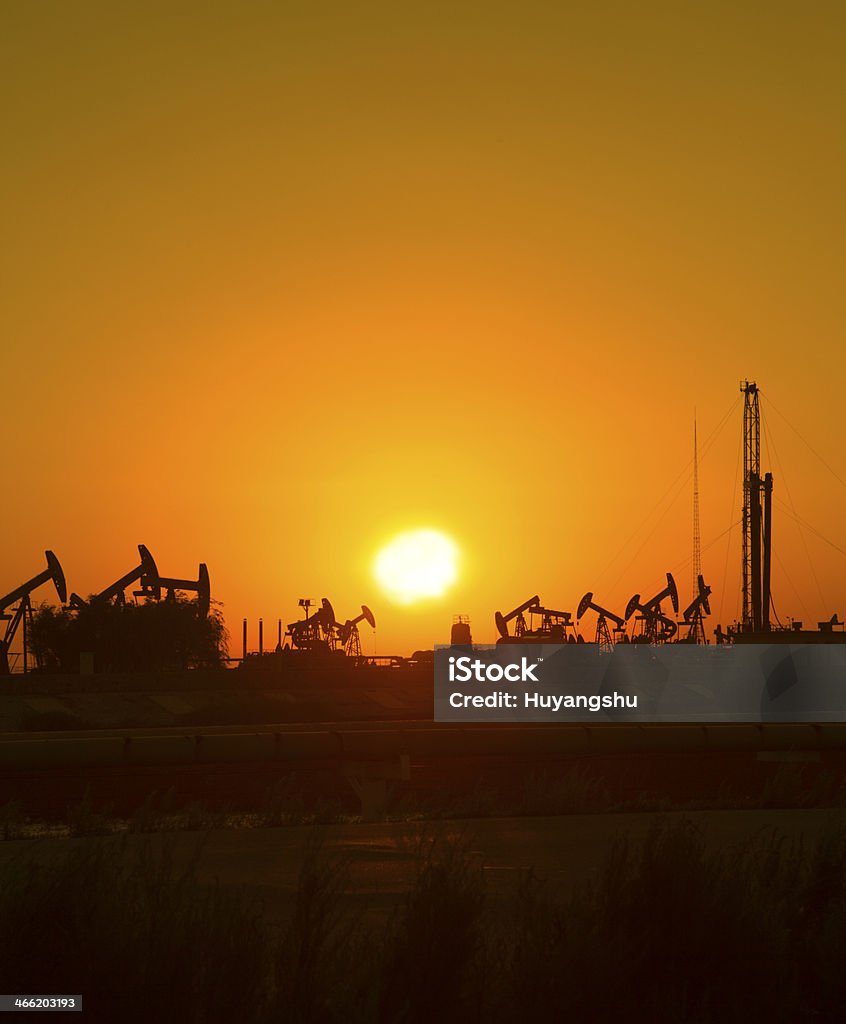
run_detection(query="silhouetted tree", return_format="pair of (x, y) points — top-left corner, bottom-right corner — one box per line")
(27, 598), (229, 673)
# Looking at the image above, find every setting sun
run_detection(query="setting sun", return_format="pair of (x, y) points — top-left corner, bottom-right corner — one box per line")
(373, 529), (459, 606)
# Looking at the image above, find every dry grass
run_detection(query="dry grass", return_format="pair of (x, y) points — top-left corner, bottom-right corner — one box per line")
(2, 819), (846, 1020)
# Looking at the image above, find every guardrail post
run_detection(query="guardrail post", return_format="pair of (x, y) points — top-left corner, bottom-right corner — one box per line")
(342, 755), (410, 821)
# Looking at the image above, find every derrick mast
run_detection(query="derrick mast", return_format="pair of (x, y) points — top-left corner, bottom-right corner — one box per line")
(741, 381), (761, 632)
(740, 380), (772, 633)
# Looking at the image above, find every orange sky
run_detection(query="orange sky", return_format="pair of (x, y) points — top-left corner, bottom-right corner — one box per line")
(3, 2), (846, 655)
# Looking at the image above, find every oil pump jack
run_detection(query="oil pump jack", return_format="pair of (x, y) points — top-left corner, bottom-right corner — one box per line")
(69, 545), (160, 609)
(495, 596), (540, 641)
(678, 575), (712, 643)
(0, 551), (67, 674)
(576, 592), (627, 651)
(335, 605), (376, 658)
(287, 598), (336, 651)
(531, 604), (579, 641)
(159, 563), (210, 618)
(495, 596), (578, 643)
(69, 546), (210, 617)
(625, 573), (679, 643)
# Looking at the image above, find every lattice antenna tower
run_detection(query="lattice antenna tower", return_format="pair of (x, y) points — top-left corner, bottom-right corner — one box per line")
(691, 415), (707, 642)
(693, 414), (701, 598)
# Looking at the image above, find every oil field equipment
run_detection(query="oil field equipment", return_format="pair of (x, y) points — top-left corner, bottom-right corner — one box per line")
(69, 546), (210, 617)
(335, 605), (376, 658)
(450, 615), (472, 646)
(722, 381), (845, 643)
(496, 597), (578, 643)
(288, 598), (336, 651)
(739, 380), (775, 634)
(625, 572), (679, 643)
(576, 592), (627, 651)
(0, 551), (67, 674)
(495, 596), (540, 640)
(159, 563), (210, 618)
(679, 574), (712, 643)
(531, 605), (579, 642)
(69, 544), (160, 608)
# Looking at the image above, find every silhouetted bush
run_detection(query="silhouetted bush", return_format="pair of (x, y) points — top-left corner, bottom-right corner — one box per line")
(27, 597), (228, 673)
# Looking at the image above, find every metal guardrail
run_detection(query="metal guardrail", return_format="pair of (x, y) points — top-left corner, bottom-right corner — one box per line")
(0, 723), (844, 770)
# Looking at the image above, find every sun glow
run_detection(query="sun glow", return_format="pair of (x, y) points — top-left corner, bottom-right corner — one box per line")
(373, 529), (459, 605)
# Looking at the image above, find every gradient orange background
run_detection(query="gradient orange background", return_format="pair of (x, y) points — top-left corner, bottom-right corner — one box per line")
(3, 3), (845, 655)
